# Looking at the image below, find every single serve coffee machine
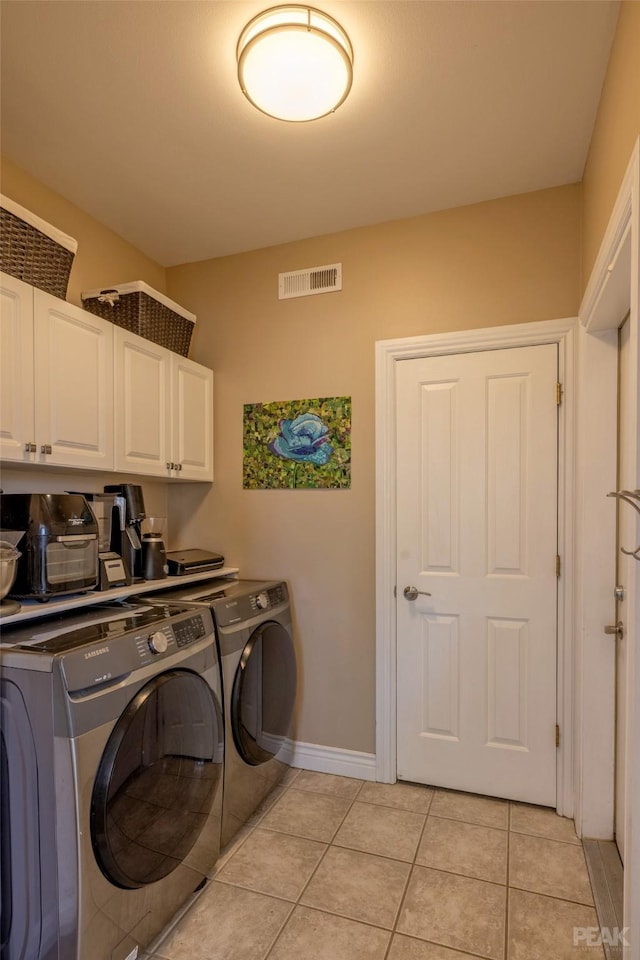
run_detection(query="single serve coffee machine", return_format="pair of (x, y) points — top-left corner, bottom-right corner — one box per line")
(68, 491), (128, 590)
(104, 483), (146, 583)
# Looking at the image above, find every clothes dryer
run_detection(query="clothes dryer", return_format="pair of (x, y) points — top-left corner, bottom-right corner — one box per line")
(146, 580), (297, 847)
(0, 599), (223, 960)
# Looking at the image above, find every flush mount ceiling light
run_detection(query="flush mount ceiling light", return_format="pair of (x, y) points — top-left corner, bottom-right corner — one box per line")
(237, 5), (353, 122)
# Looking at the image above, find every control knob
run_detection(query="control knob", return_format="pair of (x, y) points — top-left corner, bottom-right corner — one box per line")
(148, 631), (169, 654)
(255, 591), (270, 611)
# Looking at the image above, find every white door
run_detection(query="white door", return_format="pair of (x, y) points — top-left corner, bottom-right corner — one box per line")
(34, 290), (114, 470)
(114, 327), (171, 477)
(396, 344), (559, 805)
(0, 273), (35, 463)
(614, 314), (634, 861)
(171, 355), (213, 481)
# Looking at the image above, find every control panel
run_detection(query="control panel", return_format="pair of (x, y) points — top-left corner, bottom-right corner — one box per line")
(214, 582), (288, 627)
(173, 614), (207, 648)
(249, 584), (287, 613)
(60, 610), (212, 693)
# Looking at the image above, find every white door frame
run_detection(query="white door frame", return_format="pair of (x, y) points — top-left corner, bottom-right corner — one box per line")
(375, 315), (577, 819)
(578, 138), (639, 959)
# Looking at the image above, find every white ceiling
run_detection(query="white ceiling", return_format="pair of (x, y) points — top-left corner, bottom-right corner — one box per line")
(0, 1), (619, 267)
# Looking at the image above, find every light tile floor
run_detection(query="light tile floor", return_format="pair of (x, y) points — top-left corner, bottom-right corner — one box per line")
(148, 769), (605, 960)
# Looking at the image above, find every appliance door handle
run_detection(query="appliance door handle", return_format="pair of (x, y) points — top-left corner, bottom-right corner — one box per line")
(54, 534), (97, 543)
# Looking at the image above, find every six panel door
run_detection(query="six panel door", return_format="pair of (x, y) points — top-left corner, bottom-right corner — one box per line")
(396, 344), (559, 806)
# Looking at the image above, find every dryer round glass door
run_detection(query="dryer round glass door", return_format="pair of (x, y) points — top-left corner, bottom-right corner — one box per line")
(231, 620), (297, 766)
(91, 669), (223, 889)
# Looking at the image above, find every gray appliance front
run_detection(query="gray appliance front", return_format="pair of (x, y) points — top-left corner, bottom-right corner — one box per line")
(0, 604), (223, 960)
(148, 580), (297, 848)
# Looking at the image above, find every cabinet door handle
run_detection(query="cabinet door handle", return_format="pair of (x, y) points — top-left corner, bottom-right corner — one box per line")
(177, 463), (182, 472)
(25, 442), (36, 453)
(40, 444), (52, 455)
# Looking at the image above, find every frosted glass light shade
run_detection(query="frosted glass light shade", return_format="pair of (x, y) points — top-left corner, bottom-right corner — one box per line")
(237, 6), (353, 122)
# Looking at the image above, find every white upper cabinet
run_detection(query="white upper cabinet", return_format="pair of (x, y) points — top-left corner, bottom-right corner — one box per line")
(1, 273), (213, 481)
(171, 354), (213, 481)
(114, 327), (213, 481)
(114, 327), (172, 476)
(0, 274), (113, 469)
(34, 289), (114, 470)
(0, 273), (35, 463)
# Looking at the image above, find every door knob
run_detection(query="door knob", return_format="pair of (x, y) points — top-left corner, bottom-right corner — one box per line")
(604, 622), (624, 640)
(403, 585), (432, 601)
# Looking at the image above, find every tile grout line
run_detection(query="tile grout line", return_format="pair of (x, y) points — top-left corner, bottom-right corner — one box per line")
(381, 787), (435, 960)
(257, 794), (434, 865)
(509, 827), (585, 847)
(505, 802), (513, 960)
(152, 773), (302, 958)
(220, 771), (328, 960)
(261, 780), (437, 960)
(506, 882), (602, 910)
(261, 777), (366, 960)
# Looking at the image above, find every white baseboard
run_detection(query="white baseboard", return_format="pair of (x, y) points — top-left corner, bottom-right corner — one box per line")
(281, 738), (377, 781)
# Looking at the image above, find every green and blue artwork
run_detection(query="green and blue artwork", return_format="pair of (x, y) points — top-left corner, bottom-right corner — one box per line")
(243, 396), (351, 489)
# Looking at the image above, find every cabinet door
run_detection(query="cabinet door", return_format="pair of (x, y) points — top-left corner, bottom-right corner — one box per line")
(114, 328), (171, 477)
(34, 290), (114, 469)
(171, 355), (213, 481)
(0, 273), (35, 463)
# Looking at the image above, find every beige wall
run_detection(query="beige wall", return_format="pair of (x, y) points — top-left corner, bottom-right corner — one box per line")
(167, 185), (581, 754)
(581, 0), (640, 287)
(1, 154), (167, 306)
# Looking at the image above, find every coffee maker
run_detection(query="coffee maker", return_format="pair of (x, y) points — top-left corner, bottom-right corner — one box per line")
(104, 484), (146, 583)
(68, 491), (128, 590)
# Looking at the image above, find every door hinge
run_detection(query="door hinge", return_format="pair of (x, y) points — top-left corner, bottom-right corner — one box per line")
(556, 383), (563, 406)
(556, 555), (561, 578)
(555, 724), (560, 748)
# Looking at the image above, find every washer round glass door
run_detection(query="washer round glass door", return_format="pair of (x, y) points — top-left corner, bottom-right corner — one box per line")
(232, 620), (297, 766)
(91, 669), (223, 889)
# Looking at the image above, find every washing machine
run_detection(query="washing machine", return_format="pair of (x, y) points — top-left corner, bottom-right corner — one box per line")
(0, 598), (224, 960)
(146, 580), (297, 847)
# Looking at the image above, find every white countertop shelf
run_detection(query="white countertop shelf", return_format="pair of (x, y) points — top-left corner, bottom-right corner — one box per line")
(0, 566), (240, 628)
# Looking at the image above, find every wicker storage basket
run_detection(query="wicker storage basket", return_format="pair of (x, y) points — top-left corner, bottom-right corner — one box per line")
(1, 195), (78, 300)
(81, 281), (196, 357)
